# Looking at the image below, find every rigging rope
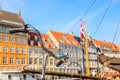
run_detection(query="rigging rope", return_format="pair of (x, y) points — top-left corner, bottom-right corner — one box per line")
(92, 0), (112, 38)
(67, 0), (96, 34)
(111, 20), (120, 44)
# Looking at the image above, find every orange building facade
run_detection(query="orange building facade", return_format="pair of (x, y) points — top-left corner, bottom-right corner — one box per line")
(0, 33), (28, 71)
(0, 10), (28, 73)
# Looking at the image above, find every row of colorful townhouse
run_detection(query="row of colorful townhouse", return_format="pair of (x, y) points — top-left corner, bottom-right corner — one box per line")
(0, 9), (120, 80)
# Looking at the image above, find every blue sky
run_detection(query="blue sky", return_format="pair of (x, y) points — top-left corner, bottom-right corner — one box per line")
(0, 0), (120, 44)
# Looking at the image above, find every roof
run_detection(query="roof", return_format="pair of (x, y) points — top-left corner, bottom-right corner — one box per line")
(28, 32), (57, 49)
(98, 54), (120, 72)
(41, 34), (58, 49)
(93, 40), (120, 52)
(48, 30), (81, 46)
(0, 10), (24, 27)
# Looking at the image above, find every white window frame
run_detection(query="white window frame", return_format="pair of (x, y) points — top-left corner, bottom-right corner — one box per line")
(4, 46), (8, 53)
(10, 46), (14, 53)
(4, 35), (8, 42)
(10, 57), (14, 64)
(3, 57), (7, 64)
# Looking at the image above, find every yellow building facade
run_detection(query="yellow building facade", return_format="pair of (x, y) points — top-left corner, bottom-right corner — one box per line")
(0, 33), (28, 71)
(0, 10), (28, 72)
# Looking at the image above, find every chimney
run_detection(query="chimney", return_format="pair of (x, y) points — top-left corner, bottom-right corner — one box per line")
(18, 11), (21, 16)
(70, 31), (74, 35)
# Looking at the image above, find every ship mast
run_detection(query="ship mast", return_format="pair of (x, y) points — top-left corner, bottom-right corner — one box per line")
(82, 20), (90, 76)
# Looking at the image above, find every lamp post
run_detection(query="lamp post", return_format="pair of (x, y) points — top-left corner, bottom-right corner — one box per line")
(9, 24), (69, 80)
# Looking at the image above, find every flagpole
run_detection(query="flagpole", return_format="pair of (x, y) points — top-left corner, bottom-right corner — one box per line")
(80, 20), (90, 76)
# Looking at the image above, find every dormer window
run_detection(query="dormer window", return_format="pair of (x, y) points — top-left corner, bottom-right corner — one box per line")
(63, 36), (67, 39)
(48, 38), (51, 42)
(28, 35), (30, 40)
(67, 40), (71, 44)
(73, 41), (77, 45)
(45, 43), (48, 47)
(38, 42), (40, 46)
(60, 38), (64, 43)
(30, 41), (34, 45)
(34, 36), (38, 41)
(52, 44), (55, 48)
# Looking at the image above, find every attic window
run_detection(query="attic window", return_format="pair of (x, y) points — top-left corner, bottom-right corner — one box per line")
(34, 36), (38, 41)
(67, 40), (71, 44)
(45, 43), (48, 47)
(38, 42), (40, 46)
(73, 41), (77, 45)
(100, 45), (111, 50)
(63, 36), (67, 39)
(60, 38), (64, 43)
(48, 38), (52, 42)
(52, 44), (55, 48)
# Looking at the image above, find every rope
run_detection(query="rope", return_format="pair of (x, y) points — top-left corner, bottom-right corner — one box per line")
(67, 0), (96, 34)
(92, 0), (112, 38)
(112, 21), (120, 44)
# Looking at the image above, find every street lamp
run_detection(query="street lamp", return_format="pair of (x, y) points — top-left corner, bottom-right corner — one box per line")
(9, 24), (69, 80)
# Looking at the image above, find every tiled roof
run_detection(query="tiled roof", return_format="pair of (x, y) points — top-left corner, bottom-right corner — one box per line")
(41, 34), (57, 49)
(93, 40), (120, 52)
(48, 30), (81, 46)
(0, 10), (24, 27)
(28, 32), (57, 49)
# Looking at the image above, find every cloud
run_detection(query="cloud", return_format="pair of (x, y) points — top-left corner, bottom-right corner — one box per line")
(0, 0), (25, 12)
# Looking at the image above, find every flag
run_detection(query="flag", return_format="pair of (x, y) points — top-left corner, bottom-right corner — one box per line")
(80, 23), (85, 39)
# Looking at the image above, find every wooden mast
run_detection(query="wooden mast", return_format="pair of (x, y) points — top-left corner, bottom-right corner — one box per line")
(82, 20), (90, 76)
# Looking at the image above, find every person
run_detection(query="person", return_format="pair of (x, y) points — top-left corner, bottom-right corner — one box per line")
(91, 69), (97, 76)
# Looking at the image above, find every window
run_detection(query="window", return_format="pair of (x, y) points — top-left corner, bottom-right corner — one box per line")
(22, 58), (25, 64)
(38, 42), (40, 46)
(50, 59), (53, 65)
(29, 48), (33, 54)
(22, 38), (26, 44)
(16, 48), (20, 53)
(11, 37), (15, 43)
(30, 41), (34, 45)
(39, 49), (43, 53)
(28, 35), (30, 39)
(16, 58), (20, 64)
(0, 35), (2, 41)
(39, 58), (42, 64)
(22, 48), (26, 54)
(10, 57), (14, 64)
(4, 35), (8, 42)
(0, 46), (2, 52)
(29, 58), (32, 64)
(4, 46), (8, 53)
(34, 49), (39, 54)
(3, 57), (7, 64)
(34, 58), (38, 64)
(17, 38), (21, 44)
(10, 46), (14, 53)
(48, 38), (51, 42)
(34, 36), (38, 40)
(45, 43), (48, 47)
